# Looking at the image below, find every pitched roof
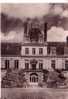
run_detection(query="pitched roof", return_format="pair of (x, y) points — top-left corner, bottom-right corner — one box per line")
(1, 42), (21, 56)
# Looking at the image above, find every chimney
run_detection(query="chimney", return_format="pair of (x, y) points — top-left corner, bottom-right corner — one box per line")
(44, 22), (47, 42)
(66, 36), (68, 44)
(24, 21), (28, 36)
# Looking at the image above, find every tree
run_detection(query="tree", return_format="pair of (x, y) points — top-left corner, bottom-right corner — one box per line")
(1, 69), (27, 88)
(43, 70), (49, 82)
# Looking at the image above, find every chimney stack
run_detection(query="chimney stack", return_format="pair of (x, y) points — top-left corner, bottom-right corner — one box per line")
(44, 22), (47, 42)
(24, 21), (28, 36)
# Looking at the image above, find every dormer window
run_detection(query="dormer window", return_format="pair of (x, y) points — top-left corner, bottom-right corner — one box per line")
(50, 47), (56, 55)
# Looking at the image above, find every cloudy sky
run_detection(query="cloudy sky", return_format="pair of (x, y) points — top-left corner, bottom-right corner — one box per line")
(1, 4), (68, 42)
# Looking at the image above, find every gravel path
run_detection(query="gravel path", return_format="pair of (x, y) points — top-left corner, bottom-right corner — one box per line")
(1, 88), (68, 99)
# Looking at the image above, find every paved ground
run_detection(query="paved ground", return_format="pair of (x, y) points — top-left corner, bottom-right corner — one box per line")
(1, 88), (68, 99)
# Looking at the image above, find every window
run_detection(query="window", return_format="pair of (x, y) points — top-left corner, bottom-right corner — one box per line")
(25, 48), (29, 54)
(39, 63), (43, 69)
(30, 73), (38, 82)
(65, 60), (68, 70)
(32, 48), (36, 55)
(14, 60), (19, 69)
(31, 63), (36, 70)
(57, 46), (64, 55)
(39, 48), (43, 55)
(5, 60), (9, 69)
(50, 47), (56, 55)
(25, 63), (29, 69)
(51, 60), (55, 69)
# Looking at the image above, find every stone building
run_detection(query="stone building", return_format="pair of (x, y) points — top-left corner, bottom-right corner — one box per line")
(1, 20), (68, 86)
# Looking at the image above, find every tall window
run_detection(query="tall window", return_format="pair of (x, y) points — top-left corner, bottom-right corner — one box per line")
(14, 60), (19, 69)
(30, 73), (38, 82)
(25, 48), (29, 54)
(39, 63), (43, 69)
(5, 60), (9, 69)
(51, 60), (55, 69)
(31, 63), (36, 70)
(32, 48), (36, 55)
(25, 62), (29, 69)
(65, 60), (68, 70)
(39, 48), (43, 55)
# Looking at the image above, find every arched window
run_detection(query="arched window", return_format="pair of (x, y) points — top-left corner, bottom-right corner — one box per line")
(30, 73), (38, 82)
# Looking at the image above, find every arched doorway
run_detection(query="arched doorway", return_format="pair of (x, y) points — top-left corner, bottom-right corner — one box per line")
(30, 73), (38, 83)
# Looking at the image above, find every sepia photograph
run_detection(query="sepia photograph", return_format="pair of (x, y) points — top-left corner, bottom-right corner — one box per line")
(1, 3), (68, 99)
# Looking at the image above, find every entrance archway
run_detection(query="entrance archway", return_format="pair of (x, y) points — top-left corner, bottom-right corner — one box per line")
(30, 73), (38, 83)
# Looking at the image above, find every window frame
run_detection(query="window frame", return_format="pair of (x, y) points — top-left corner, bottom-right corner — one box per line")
(50, 47), (56, 55)
(32, 48), (36, 55)
(39, 62), (43, 69)
(25, 62), (29, 69)
(14, 60), (19, 69)
(4, 60), (9, 70)
(25, 48), (29, 55)
(65, 60), (68, 70)
(51, 60), (55, 69)
(39, 48), (43, 55)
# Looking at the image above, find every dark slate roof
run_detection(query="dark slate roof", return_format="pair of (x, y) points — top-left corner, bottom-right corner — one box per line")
(1, 42), (68, 56)
(21, 42), (47, 46)
(47, 42), (67, 47)
(21, 42), (68, 47)
(1, 42), (21, 56)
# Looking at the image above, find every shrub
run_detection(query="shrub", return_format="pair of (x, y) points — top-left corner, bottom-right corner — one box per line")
(46, 70), (66, 88)
(38, 82), (43, 87)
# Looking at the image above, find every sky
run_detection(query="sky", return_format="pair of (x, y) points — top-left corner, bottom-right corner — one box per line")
(1, 4), (68, 42)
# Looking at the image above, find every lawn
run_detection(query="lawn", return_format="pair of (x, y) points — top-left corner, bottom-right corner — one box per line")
(1, 88), (68, 99)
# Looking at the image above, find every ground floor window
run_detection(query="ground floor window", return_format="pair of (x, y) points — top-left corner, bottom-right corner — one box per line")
(4, 60), (9, 69)
(25, 63), (29, 69)
(39, 63), (43, 69)
(31, 63), (36, 70)
(51, 60), (55, 69)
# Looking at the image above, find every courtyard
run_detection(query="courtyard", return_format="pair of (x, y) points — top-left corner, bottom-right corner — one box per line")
(1, 88), (68, 99)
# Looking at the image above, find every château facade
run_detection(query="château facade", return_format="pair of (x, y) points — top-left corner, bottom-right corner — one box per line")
(1, 20), (68, 85)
